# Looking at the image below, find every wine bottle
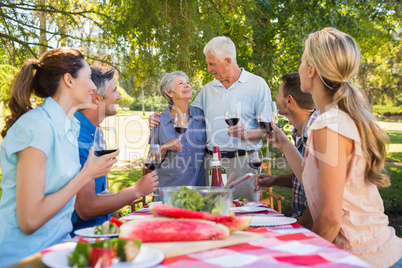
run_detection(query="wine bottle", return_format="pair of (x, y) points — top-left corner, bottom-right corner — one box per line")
(209, 146), (227, 187)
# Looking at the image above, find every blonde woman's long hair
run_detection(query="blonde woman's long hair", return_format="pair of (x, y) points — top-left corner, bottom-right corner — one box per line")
(305, 27), (390, 188)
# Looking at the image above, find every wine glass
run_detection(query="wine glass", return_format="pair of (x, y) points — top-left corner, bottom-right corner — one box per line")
(143, 144), (162, 196)
(258, 101), (277, 134)
(224, 106), (240, 127)
(271, 101), (279, 126)
(174, 113), (188, 141)
(246, 146), (263, 174)
(258, 101), (278, 162)
(94, 126), (118, 195)
(225, 105), (240, 147)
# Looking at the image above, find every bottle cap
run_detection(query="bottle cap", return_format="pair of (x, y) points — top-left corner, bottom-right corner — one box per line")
(213, 146), (221, 160)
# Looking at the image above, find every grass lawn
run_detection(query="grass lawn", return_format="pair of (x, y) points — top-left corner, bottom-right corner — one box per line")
(386, 129), (402, 162)
(107, 167), (145, 215)
(115, 105), (154, 119)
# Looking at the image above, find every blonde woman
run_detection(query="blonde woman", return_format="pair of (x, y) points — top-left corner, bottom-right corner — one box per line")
(269, 28), (401, 267)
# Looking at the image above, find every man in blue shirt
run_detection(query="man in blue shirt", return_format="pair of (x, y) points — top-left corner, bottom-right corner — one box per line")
(254, 72), (317, 229)
(72, 66), (158, 232)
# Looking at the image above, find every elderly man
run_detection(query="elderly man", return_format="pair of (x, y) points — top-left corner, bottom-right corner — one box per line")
(151, 36), (271, 201)
(255, 72), (317, 229)
(72, 66), (158, 233)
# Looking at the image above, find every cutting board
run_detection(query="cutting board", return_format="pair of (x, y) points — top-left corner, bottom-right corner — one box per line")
(143, 231), (263, 258)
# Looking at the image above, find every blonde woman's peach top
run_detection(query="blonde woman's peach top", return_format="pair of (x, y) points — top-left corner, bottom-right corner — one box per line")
(302, 107), (402, 268)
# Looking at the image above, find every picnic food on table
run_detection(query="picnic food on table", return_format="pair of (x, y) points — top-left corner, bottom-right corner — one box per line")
(166, 185), (229, 215)
(119, 217), (229, 242)
(67, 238), (141, 267)
(150, 203), (251, 232)
(93, 217), (124, 235)
(232, 197), (249, 207)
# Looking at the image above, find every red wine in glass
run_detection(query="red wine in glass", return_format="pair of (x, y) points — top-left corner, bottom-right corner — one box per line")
(94, 126), (118, 195)
(174, 113), (188, 141)
(144, 144), (162, 196)
(144, 161), (160, 171)
(225, 118), (240, 126)
(95, 149), (118, 156)
(246, 146), (263, 174)
(248, 160), (263, 169)
(259, 121), (273, 134)
(174, 126), (187, 135)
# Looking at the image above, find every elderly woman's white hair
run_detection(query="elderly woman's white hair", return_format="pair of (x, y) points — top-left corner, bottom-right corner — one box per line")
(158, 71), (189, 106)
(203, 36), (237, 64)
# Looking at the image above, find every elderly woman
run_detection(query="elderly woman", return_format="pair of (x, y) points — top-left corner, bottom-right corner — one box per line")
(149, 71), (206, 191)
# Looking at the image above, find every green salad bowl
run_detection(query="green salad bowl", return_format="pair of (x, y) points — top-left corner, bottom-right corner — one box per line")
(159, 186), (234, 216)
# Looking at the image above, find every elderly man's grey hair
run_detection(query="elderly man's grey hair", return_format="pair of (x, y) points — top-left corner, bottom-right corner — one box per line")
(158, 71), (189, 106)
(90, 66), (115, 97)
(203, 36), (237, 64)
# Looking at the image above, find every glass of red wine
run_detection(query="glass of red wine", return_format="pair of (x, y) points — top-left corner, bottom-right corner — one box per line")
(174, 113), (188, 141)
(94, 126), (118, 195)
(258, 101), (278, 162)
(258, 101), (278, 134)
(144, 144), (162, 196)
(225, 105), (240, 147)
(246, 146), (263, 174)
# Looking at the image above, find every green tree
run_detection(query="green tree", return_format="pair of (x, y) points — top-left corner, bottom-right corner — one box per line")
(0, 0), (400, 108)
(0, 64), (18, 101)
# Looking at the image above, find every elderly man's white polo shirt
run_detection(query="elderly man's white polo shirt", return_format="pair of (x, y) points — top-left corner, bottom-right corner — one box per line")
(192, 68), (272, 151)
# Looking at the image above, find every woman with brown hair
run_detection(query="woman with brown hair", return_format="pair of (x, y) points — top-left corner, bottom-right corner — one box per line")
(0, 48), (119, 266)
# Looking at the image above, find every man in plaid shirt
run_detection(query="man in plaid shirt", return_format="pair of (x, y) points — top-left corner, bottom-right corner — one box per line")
(256, 72), (317, 229)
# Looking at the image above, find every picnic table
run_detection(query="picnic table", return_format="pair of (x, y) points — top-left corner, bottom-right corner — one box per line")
(11, 202), (371, 268)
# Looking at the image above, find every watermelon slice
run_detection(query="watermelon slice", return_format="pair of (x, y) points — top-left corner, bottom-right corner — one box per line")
(119, 217), (229, 242)
(149, 203), (251, 232)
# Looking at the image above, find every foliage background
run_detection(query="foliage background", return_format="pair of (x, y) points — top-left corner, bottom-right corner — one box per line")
(0, 0), (400, 111)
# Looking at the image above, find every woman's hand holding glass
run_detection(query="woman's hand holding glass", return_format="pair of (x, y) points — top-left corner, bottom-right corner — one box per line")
(161, 138), (183, 155)
(82, 147), (119, 184)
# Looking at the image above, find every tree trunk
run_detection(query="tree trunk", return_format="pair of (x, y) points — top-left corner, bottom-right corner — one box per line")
(54, 0), (67, 47)
(142, 86), (145, 116)
(38, 0), (47, 56)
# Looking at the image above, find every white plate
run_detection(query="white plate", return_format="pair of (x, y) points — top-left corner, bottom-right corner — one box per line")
(233, 200), (266, 208)
(74, 227), (118, 238)
(250, 216), (297, 227)
(243, 202), (266, 208)
(230, 206), (270, 214)
(42, 246), (164, 268)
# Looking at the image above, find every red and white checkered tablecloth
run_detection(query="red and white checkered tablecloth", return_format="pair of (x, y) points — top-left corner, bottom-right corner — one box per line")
(123, 203), (372, 268)
(39, 203), (371, 267)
